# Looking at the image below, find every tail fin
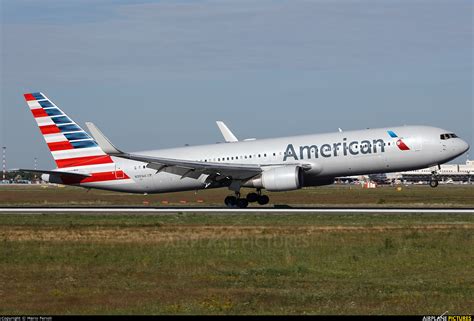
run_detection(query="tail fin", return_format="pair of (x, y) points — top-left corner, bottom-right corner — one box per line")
(24, 92), (114, 168)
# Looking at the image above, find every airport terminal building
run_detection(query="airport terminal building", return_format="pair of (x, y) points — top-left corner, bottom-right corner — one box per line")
(399, 160), (474, 184)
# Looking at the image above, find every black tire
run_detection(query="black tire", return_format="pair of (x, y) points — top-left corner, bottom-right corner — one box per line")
(225, 196), (237, 207)
(429, 180), (439, 188)
(236, 198), (249, 208)
(246, 192), (259, 203)
(257, 195), (270, 205)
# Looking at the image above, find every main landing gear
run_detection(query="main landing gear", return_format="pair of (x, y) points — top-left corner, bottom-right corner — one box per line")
(224, 189), (270, 208)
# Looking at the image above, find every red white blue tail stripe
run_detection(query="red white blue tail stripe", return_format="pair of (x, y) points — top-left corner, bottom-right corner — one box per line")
(24, 92), (130, 183)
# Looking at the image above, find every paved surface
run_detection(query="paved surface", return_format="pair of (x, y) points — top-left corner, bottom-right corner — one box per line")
(0, 207), (473, 214)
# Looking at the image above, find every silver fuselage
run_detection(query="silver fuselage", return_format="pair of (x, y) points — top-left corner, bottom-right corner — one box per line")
(74, 125), (469, 193)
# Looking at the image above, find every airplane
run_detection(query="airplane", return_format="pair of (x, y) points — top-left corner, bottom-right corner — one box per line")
(21, 92), (470, 208)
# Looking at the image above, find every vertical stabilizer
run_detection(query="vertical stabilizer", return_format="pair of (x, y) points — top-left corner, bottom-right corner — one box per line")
(23, 92), (114, 168)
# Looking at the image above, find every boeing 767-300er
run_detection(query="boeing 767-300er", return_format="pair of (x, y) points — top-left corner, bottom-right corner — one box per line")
(21, 92), (470, 208)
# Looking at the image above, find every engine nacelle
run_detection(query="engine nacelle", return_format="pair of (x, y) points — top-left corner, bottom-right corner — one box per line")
(244, 166), (304, 192)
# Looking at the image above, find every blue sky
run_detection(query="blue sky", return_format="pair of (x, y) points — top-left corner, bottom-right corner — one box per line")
(1, 0), (472, 168)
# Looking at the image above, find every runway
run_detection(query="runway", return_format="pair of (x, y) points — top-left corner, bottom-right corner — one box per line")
(0, 207), (473, 214)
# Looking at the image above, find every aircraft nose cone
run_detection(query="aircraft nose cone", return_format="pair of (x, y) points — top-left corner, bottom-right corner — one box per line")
(460, 139), (470, 154)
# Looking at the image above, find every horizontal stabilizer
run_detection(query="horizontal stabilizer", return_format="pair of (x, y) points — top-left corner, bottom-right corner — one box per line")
(17, 169), (91, 178)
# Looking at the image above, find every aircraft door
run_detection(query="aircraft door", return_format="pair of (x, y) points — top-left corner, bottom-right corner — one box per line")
(405, 136), (422, 152)
(115, 164), (125, 179)
(413, 137), (422, 151)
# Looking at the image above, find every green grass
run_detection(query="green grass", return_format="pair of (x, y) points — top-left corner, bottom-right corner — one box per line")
(0, 212), (473, 227)
(0, 213), (473, 314)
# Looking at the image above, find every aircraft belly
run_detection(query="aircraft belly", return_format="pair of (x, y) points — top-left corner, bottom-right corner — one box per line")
(80, 179), (143, 193)
(313, 154), (386, 177)
(151, 171), (206, 193)
(384, 149), (436, 173)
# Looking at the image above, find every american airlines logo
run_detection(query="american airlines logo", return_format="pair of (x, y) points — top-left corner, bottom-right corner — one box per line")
(283, 130), (409, 161)
(388, 130), (410, 151)
(283, 138), (387, 161)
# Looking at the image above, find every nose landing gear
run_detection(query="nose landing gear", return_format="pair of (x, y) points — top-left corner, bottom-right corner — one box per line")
(430, 167), (440, 188)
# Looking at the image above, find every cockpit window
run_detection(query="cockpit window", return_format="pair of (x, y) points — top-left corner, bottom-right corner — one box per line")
(441, 133), (458, 140)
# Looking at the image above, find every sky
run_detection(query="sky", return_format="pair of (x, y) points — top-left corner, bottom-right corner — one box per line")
(1, 0), (472, 169)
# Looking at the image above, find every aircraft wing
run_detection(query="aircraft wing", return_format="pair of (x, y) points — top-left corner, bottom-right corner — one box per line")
(17, 169), (91, 178)
(85, 122), (262, 180)
(216, 121), (238, 142)
(114, 153), (262, 180)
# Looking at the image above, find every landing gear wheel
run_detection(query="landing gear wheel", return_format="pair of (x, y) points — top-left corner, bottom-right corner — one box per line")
(429, 180), (439, 188)
(224, 196), (237, 207)
(257, 195), (270, 205)
(236, 198), (249, 208)
(246, 192), (259, 203)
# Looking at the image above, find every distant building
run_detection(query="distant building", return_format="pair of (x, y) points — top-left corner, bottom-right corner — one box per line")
(398, 160), (474, 183)
(337, 160), (474, 186)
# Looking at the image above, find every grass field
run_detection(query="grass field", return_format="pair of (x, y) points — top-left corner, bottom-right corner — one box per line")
(1, 212), (473, 315)
(1, 184), (473, 207)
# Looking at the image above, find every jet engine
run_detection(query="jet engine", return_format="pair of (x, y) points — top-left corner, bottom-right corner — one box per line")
(244, 166), (304, 191)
